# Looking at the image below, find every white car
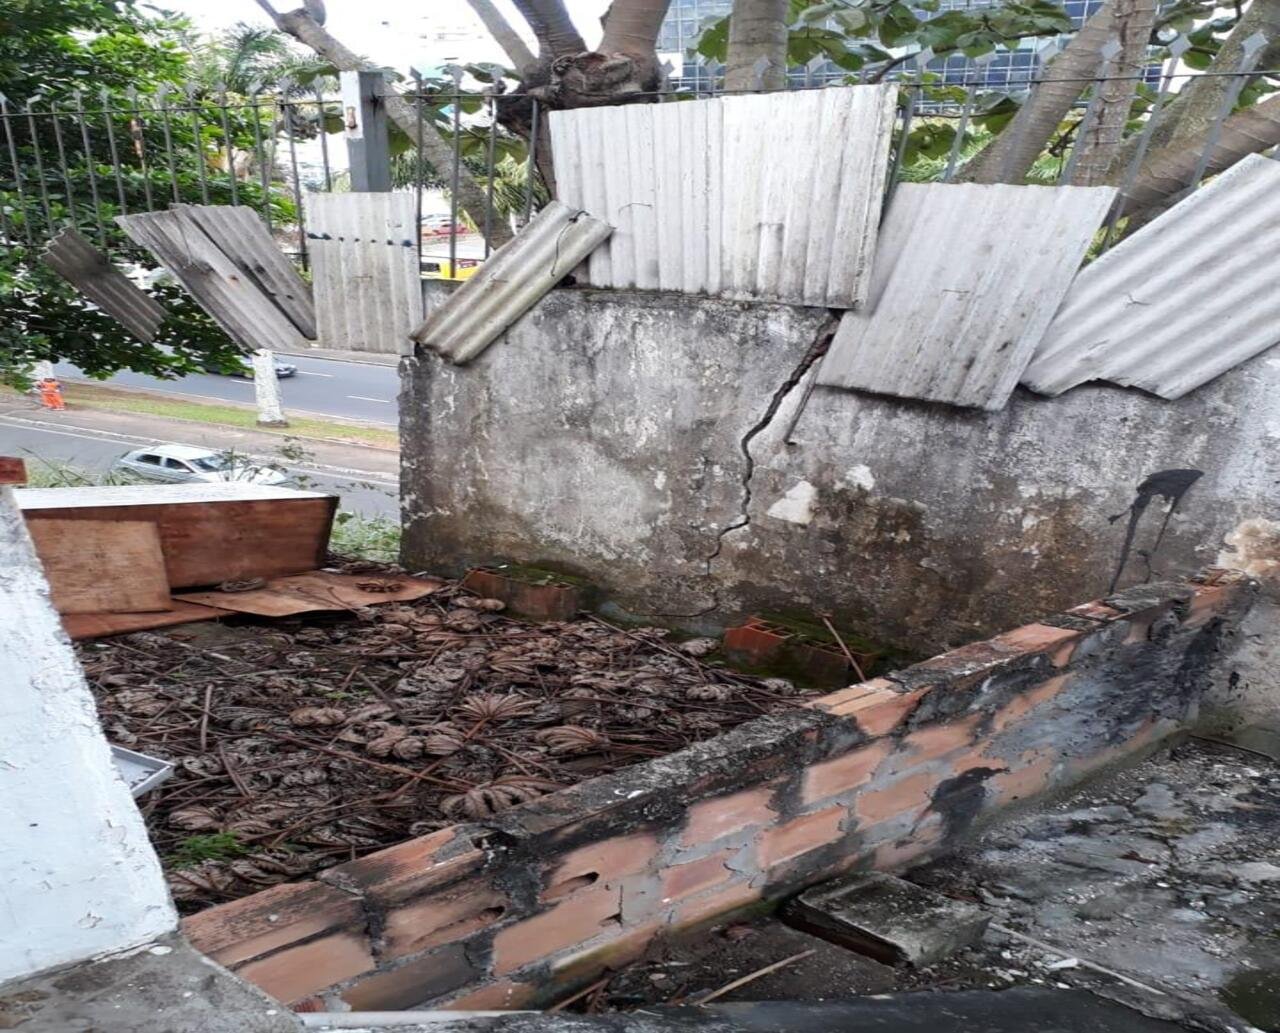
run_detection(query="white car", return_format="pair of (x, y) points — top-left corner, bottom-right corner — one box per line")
(112, 445), (288, 485)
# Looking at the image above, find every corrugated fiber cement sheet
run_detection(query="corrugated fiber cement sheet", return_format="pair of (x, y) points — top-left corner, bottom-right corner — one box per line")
(819, 182), (1115, 411)
(307, 192), (424, 356)
(549, 85), (896, 308)
(1022, 154), (1280, 400)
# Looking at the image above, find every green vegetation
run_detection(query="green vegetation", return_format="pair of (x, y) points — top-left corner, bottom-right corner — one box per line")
(329, 510), (402, 563)
(167, 831), (249, 868)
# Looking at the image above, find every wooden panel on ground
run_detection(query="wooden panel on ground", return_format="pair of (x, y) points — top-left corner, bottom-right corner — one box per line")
(16, 484), (338, 589)
(26, 518), (171, 614)
(307, 192), (425, 356)
(42, 227), (167, 342)
(116, 209), (308, 353)
(62, 600), (230, 641)
(176, 571), (444, 616)
(174, 205), (317, 339)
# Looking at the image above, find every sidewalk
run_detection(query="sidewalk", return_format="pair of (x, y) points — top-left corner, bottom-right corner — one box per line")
(276, 344), (401, 367)
(0, 397), (398, 481)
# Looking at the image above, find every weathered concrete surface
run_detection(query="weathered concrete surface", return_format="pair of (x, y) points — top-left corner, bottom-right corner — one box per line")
(402, 285), (1279, 719)
(0, 933), (300, 1033)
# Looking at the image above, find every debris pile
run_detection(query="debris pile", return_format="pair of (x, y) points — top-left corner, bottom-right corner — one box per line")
(80, 572), (817, 911)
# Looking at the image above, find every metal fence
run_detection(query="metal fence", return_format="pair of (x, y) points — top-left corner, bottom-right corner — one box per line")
(0, 38), (1274, 277)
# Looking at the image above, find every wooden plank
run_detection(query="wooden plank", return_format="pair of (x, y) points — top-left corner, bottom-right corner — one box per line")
(20, 490), (338, 589)
(0, 457), (26, 484)
(26, 519), (172, 614)
(175, 571), (444, 615)
(175, 205), (316, 339)
(116, 209), (308, 353)
(62, 600), (229, 640)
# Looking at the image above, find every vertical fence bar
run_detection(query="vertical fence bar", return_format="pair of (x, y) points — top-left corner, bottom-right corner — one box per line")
(314, 84), (333, 192)
(49, 103), (77, 228)
(100, 88), (129, 216)
(72, 91), (106, 242)
(884, 84), (918, 209)
(484, 95), (498, 259)
(188, 86), (209, 204)
(411, 70), (425, 271)
(156, 86), (181, 204)
(523, 97), (539, 225)
(250, 90), (272, 231)
(449, 86), (463, 275)
(1189, 32), (1269, 189)
(127, 87), (154, 212)
(0, 94), (32, 245)
(216, 84), (239, 206)
(1060, 38), (1121, 184)
(25, 99), (56, 234)
(282, 90), (308, 270)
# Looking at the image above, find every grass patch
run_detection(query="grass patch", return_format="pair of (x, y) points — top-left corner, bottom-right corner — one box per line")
(30, 382), (399, 450)
(168, 832), (250, 869)
(329, 509), (401, 563)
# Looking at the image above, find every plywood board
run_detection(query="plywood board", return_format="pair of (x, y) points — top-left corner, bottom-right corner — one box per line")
(27, 519), (171, 615)
(62, 600), (229, 641)
(176, 571), (444, 615)
(20, 488), (338, 589)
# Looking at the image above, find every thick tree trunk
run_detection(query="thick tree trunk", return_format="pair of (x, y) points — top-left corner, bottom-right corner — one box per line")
(258, 4), (512, 246)
(962, 0), (1118, 183)
(1069, 0), (1158, 185)
(1107, 0), (1280, 180)
(724, 0), (790, 91)
(1121, 91), (1280, 210)
(466, 0), (538, 74)
(601, 0), (674, 58)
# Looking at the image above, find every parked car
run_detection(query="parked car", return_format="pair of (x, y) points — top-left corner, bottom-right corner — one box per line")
(112, 445), (289, 485)
(202, 356), (298, 378)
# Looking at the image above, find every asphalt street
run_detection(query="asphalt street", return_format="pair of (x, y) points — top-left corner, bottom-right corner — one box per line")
(54, 353), (400, 426)
(0, 416), (398, 519)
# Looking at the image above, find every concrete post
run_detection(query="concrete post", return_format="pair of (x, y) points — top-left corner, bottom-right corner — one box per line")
(0, 486), (176, 982)
(250, 349), (288, 427)
(340, 70), (392, 193)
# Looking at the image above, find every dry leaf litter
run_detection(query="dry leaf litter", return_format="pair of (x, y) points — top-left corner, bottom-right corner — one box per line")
(79, 567), (818, 913)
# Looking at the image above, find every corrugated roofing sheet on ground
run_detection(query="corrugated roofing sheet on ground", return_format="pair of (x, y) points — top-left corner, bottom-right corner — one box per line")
(1022, 154), (1280, 400)
(41, 227), (166, 342)
(307, 192), (423, 356)
(117, 209), (308, 354)
(549, 85), (896, 307)
(819, 182), (1116, 411)
(412, 200), (612, 364)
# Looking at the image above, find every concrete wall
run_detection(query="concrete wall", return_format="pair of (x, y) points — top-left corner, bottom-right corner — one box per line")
(403, 285), (1280, 724)
(184, 572), (1256, 1009)
(0, 487), (176, 983)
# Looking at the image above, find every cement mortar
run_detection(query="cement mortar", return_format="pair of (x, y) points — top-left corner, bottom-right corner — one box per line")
(402, 285), (1280, 723)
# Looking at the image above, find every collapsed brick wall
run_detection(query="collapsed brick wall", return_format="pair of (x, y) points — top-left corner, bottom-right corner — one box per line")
(184, 570), (1255, 1011)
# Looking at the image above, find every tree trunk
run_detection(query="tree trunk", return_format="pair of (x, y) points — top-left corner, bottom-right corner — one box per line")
(962, 0), (1118, 184)
(601, 0), (675, 58)
(724, 0), (790, 91)
(251, 349), (287, 427)
(258, 3), (512, 247)
(1069, 0), (1158, 185)
(466, 0), (538, 75)
(1107, 0), (1280, 180)
(1120, 91), (1280, 211)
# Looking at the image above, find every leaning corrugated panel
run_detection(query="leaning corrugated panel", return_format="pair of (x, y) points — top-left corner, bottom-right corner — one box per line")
(818, 182), (1115, 411)
(1022, 154), (1280, 400)
(548, 85), (895, 308)
(42, 227), (166, 342)
(411, 200), (612, 364)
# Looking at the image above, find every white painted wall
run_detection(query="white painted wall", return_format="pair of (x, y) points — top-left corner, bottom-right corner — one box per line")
(0, 487), (176, 984)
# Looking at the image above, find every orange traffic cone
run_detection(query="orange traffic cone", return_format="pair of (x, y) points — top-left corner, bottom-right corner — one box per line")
(38, 377), (66, 411)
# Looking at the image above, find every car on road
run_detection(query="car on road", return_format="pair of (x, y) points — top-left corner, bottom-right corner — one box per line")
(201, 356), (298, 378)
(112, 445), (289, 486)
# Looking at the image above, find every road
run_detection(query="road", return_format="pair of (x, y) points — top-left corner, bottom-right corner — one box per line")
(54, 353), (400, 426)
(0, 417), (398, 520)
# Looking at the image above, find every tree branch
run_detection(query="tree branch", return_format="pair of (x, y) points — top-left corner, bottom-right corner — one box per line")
(465, 0), (538, 76)
(601, 0), (674, 59)
(511, 0), (587, 58)
(254, 2), (512, 245)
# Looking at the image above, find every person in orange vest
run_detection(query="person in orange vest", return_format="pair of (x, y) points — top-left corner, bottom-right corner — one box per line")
(37, 377), (66, 411)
